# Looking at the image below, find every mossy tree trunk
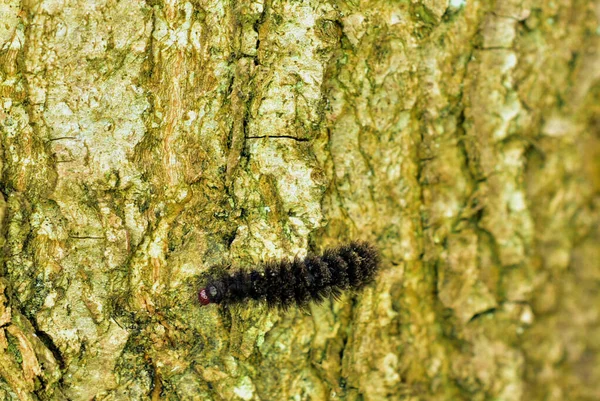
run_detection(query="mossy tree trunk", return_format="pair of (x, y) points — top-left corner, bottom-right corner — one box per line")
(1, 0), (599, 400)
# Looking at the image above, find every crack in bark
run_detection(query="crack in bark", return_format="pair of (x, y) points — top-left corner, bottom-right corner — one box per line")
(246, 135), (309, 142)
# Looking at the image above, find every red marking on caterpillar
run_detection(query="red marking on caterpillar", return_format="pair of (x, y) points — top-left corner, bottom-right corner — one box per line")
(198, 288), (210, 305)
(198, 241), (380, 309)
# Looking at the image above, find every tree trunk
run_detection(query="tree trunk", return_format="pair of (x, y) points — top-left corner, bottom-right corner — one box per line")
(1, 0), (599, 400)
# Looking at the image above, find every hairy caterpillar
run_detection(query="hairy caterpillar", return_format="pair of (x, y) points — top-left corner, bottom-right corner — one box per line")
(198, 241), (380, 308)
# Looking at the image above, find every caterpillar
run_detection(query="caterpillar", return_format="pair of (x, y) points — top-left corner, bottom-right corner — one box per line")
(198, 241), (380, 309)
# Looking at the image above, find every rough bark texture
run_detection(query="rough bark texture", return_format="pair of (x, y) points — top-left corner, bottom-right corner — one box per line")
(0, 0), (599, 400)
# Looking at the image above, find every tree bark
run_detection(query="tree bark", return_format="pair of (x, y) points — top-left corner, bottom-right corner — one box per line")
(1, 0), (599, 400)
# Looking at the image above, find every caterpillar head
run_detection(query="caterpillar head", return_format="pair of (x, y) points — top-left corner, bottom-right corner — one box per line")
(198, 288), (210, 305)
(198, 284), (220, 306)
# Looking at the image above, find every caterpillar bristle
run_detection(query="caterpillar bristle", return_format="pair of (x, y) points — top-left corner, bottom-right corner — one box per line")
(199, 241), (380, 309)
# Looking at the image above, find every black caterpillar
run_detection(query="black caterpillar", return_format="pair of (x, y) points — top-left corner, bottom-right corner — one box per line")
(198, 241), (380, 308)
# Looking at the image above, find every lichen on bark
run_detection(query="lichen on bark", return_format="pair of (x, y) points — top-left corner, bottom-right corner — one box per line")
(1, 0), (599, 400)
